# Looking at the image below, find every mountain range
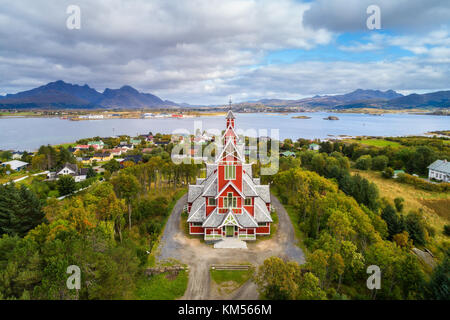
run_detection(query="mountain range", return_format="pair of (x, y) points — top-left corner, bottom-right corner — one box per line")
(0, 81), (449, 110)
(0, 80), (178, 109)
(240, 89), (450, 110)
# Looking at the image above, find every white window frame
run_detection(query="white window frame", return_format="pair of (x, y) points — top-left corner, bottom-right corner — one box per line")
(224, 164), (236, 180)
(223, 192), (237, 208)
(208, 197), (216, 206)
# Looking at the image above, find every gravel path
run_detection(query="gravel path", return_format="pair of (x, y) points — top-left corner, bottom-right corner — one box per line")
(156, 193), (305, 300)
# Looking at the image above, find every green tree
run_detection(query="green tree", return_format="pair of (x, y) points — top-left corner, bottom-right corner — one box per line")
(405, 211), (426, 246)
(0, 183), (45, 237)
(110, 173), (140, 230)
(57, 175), (77, 196)
(382, 167), (394, 178)
(297, 272), (327, 300)
(103, 159), (120, 173)
(355, 155), (372, 170)
(254, 256), (301, 300)
(394, 197), (404, 213)
(381, 203), (404, 239)
(372, 155), (389, 171)
(86, 167), (96, 179)
(425, 252), (450, 300)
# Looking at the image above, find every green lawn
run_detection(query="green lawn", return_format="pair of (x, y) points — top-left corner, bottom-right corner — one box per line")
(135, 270), (188, 300)
(53, 142), (75, 149)
(210, 269), (253, 286)
(0, 172), (28, 184)
(357, 139), (401, 148)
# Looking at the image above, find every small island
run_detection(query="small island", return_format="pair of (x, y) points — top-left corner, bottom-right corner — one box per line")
(323, 116), (339, 120)
(292, 115), (311, 119)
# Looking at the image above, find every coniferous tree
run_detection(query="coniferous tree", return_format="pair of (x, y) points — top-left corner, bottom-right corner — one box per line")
(0, 184), (45, 237)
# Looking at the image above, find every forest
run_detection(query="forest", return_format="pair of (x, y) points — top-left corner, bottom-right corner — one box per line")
(255, 136), (449, 300)
(0, 142), (201, 299)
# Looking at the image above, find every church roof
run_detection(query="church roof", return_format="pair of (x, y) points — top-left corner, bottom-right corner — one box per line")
(187, 198), (206, 223)
(236, 209), (258, 228)
(226, 109), (235, 119)
(188, 185), (203, 202)
(202, 208), (224, 227)
(254, 197), (273, 223)
(202, 175), (217, 197)
(243, 174), (258, 197)
(255, 185), (271, 203)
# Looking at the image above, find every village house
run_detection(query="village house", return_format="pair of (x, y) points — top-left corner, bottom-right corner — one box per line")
(12, 151), (24, 160)
(309, 143), (320, 151)
(92, 152), (113, 162)
(47, 163), (88, 182)
(1, 160), (28, 172)
(119, 144), (134, 153)
(88, 141), (105, 150)
(81, 157), (93, 165)
(130, 138), (141, 145)
(280, 151), (296, 157)
(186, 110), (272, 242)
(74, 144), (90, 151)
(103, 148), (122, 157)
(121, 155), (143, 165)
(142, 148), (153, 154)
(428, 159), (450, 182)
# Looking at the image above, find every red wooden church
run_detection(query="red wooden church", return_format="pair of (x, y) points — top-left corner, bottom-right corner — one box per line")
(186, 109), (272, 241)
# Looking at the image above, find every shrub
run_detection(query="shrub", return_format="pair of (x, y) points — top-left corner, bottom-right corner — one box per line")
(372, 155), (389, 171)
(397, 173), (450, 192)
(355, 155), (372, 170)
(444, 225), (450, 237)
(382, 167), (394, 178)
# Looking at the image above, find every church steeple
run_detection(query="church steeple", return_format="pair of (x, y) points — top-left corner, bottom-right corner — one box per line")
(226, 97), (235, 128)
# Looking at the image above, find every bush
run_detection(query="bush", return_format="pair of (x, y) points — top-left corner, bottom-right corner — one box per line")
(355, 155), (372, 170)
(372, 155), (389, 171)
(382, 167), (394, 179)
(397, 173), (450, 192)
(444, 225), (450, 237)
(394, 197), (404, 212)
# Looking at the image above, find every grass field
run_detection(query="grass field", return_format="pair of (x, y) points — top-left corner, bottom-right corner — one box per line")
(0, 173), (28, 185)
(210, 269), (253, 286)
(135, 270), (188, 300)
(346, 139), (401, 148)
(352, 169), (450, 240)
(52, 142), (75, 148)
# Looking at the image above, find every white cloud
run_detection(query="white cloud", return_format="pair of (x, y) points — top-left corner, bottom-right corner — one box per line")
(0, 0), (448, 105)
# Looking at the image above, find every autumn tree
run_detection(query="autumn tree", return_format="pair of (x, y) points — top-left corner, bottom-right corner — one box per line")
(110, 172), (140, 230)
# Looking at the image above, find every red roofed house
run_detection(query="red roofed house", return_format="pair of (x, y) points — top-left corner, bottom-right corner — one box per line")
(186, 109), (272, 241)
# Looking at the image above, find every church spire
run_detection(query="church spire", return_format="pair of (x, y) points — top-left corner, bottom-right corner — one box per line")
(226, 97), (235, 125)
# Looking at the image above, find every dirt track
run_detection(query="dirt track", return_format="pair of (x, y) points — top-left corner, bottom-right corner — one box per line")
(156, 193), (305, 300)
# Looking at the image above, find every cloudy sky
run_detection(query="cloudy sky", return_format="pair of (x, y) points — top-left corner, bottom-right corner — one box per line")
(0, 0), (449, 104)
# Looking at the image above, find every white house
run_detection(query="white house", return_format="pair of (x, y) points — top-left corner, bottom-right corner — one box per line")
(1, 160), (28, 171)
(12, 152), (24, 160)
(428, 159), (450, 182)
(309, 143), (320, 151)
(57, 163), (78, 176)
(49, 163), (88, 182)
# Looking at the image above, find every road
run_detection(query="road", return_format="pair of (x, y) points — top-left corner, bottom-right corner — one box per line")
(157, 193), (305, 300)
